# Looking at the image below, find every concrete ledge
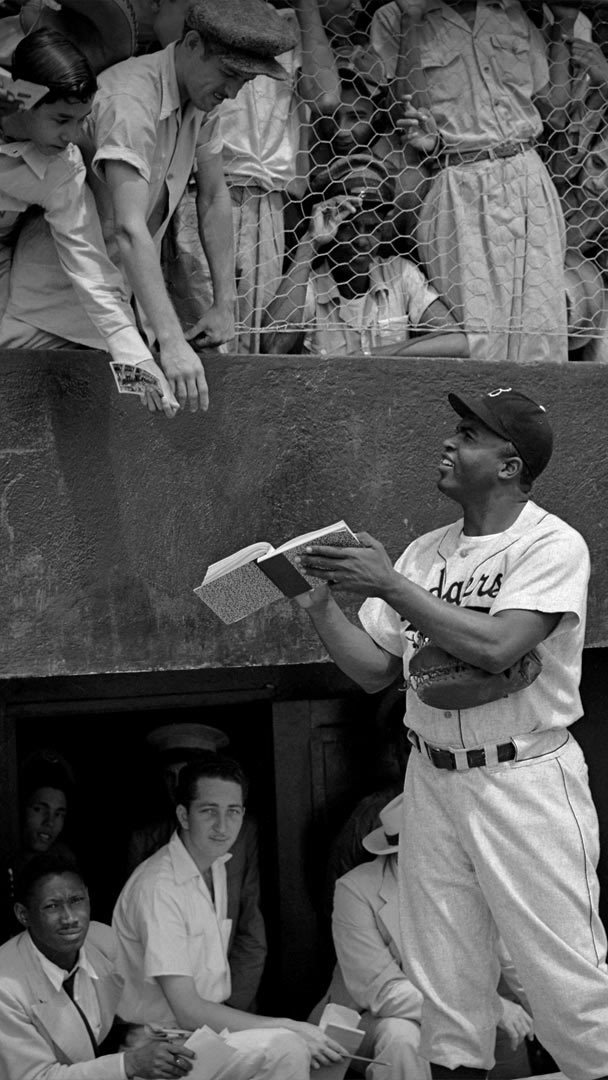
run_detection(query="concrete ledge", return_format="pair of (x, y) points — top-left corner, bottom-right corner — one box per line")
(0, 350), (606, 678)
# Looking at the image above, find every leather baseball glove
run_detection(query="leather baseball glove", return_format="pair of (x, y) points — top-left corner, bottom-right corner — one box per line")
(407, 642), (543, 710)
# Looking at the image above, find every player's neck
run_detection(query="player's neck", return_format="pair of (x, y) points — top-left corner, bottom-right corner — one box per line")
(460, 494), (528, 537)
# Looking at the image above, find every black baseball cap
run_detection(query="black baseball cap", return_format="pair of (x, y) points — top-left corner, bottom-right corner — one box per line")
(448, 388), (553, 481)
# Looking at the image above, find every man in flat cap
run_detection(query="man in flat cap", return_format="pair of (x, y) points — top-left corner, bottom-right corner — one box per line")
(1, 0), (294, 413)
(262, 156), (468, 357)
(126, 723), (267, 1013)
(140, 0), (340, 354)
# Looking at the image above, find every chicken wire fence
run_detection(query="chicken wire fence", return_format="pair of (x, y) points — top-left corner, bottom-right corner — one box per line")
(153, 1), (608, 361)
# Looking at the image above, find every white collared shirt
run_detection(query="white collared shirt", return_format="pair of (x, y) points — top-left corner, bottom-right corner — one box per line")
(113, 832), (232, 1026)
(85, 43), (221, 254)
(0, 139), (147, 355)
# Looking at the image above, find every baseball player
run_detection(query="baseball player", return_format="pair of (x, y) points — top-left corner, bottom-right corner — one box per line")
(295, 387), (608, 1079)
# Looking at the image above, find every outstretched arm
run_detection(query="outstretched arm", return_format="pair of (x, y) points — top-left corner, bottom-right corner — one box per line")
(193, 150), (236, 347)
(293, 0), (341, 116)
(296, 586), (402, 692)
(104, 160), (209, 412)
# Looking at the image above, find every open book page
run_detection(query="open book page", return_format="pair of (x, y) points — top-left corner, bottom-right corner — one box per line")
(202, 542), (273, 584)
(194, 560), (283, 624)
(257, 521), (360, 588)
(316, 1004), (365, 1080)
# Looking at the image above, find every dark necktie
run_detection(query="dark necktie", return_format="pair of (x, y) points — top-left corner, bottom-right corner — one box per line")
(62, 969), (99, 1057)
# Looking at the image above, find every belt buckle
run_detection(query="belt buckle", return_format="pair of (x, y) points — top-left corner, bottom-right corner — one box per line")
(496, 141), (521, 159)
(466, 747), (487, 768)
(427, 743), (456, 770)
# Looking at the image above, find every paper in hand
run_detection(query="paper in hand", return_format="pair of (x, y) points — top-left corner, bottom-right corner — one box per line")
(109, 360), (165, 396)
(181, 1027), (241, 1080)
(0, 67), (49, 109)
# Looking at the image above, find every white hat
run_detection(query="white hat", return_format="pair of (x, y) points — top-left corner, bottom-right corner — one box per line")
(362, 794), (403, 856)
(145, 723), (229, 756)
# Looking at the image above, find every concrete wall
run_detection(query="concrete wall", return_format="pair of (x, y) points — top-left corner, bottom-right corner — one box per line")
(1, 351), (607, 679)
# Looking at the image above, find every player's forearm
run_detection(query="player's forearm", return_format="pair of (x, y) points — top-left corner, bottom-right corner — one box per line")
(300, 590), (399, 691)
(114, 222), (184, 349)
(196, 188), (236, 314)
(379, 572), (522, 671)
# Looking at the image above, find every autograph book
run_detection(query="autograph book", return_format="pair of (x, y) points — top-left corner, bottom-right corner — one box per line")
(194, 520), (360, 624)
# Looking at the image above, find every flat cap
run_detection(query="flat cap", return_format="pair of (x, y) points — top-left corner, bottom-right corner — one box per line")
(145, 722), (230, 756)
(185, 0), (298, 82)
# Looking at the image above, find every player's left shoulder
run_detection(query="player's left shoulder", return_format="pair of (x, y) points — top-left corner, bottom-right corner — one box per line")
(525, 501), (590, 560)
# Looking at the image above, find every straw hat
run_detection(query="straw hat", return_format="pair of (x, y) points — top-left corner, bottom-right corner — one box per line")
(19, 0), (138, 73)
(362, 794), (403, 856)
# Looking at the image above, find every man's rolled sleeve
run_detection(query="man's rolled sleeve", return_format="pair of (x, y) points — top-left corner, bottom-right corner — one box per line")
(90, 92), (158, 184)
(194, 114), (223, 166)
(135, 887), (195, 981)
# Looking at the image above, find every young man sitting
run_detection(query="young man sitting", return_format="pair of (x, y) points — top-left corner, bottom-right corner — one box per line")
(112, 756), (346, 1079)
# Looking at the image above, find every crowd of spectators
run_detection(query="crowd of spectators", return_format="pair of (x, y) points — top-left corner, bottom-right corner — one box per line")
(0, 729), (546, 1079)
(1, 0), (608, 418)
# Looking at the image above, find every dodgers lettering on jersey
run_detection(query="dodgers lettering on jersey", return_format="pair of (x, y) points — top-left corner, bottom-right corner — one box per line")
(428, 565), (502, 605)
(359, 501), (590, 747)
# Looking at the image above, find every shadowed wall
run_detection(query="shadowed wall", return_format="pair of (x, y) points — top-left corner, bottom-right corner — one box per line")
(0, 351), (606, 678)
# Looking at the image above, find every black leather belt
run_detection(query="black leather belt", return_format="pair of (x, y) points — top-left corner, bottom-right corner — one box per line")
(410, 730), (516, 770)
(430, 140), (533, 173)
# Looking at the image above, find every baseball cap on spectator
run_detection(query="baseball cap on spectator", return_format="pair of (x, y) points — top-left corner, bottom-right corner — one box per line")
(362, 794), (403, 856)
(310, 154), (396, 212)
(184, 0), (298, 82)
(19, 0), (137, 71)
(448, 388), (553, 481)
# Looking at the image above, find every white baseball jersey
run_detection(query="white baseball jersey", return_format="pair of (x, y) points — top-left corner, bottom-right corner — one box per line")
(359, 501), (590, 746)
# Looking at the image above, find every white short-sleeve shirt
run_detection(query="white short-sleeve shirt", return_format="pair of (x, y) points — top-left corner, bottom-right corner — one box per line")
(85, 44), (221, 254)
(112, 832), (232, 1026)
(359, 501), (590, 746)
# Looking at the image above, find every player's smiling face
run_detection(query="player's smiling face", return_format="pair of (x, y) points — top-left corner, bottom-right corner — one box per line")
(437, 415), (513, 502)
